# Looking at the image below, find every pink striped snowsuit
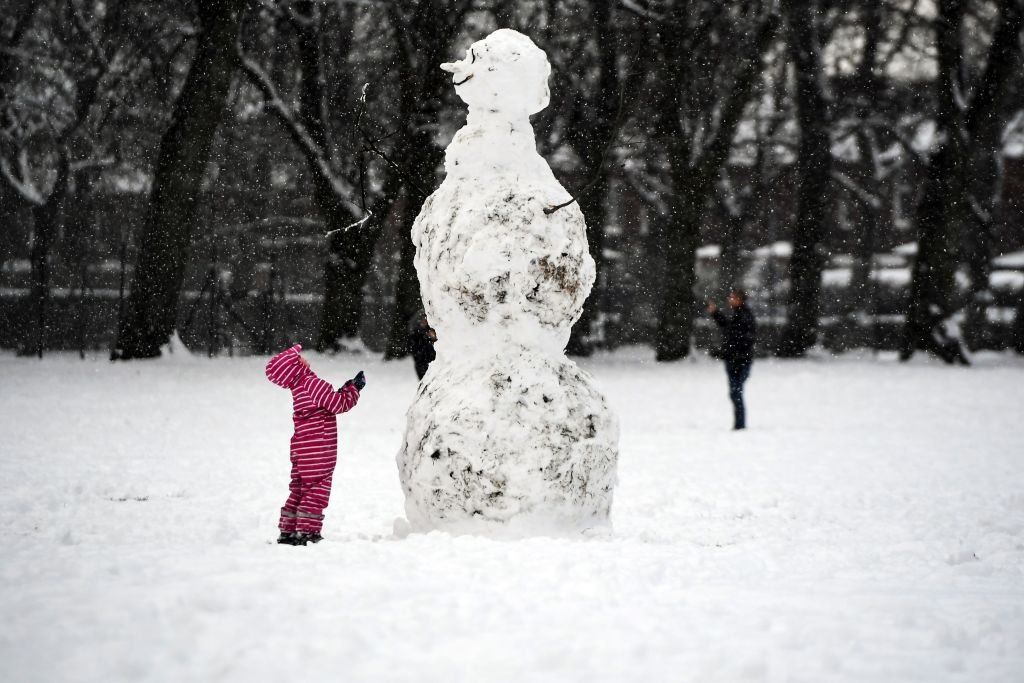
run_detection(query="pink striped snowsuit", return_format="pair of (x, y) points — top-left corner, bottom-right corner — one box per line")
(265, 344), (360, 534)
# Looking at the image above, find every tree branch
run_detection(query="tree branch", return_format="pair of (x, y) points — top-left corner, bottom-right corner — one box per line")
(237, 46), (362, 219)
(0, 148), (45, 205)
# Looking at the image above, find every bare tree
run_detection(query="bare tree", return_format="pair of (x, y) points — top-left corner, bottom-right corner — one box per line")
(0, 0), (151, 356)
(651, 1), (779, 362)
(114, 0), (252, 359)
(776, 0), (832, 357)
(562, 0), (622, 357)
(380, 0), (476, 360)
(237, 1), (391, 352)
(902, 0), (1024, 362)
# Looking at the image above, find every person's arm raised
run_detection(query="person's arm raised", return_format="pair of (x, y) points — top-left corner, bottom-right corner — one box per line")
(302, 372), (359, 414)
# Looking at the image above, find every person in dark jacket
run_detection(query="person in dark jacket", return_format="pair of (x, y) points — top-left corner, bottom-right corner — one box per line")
(707, 289), (756, 430)
(408, 314), (437, 380)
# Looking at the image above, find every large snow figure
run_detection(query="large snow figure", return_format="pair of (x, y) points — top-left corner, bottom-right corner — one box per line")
(397, 29), (619, 536)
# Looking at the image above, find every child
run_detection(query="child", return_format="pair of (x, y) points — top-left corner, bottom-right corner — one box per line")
(265, 344), (365, 545)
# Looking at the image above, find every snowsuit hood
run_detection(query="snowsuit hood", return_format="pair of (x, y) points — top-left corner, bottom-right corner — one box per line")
(265, 344), (310, 389)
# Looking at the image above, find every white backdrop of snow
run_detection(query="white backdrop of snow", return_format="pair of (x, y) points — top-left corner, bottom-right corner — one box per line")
(397, 29), (618, 536)
(2, 351), (1024, 682)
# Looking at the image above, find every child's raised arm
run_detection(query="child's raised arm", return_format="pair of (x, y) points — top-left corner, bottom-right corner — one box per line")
(301, 373), (360, 414)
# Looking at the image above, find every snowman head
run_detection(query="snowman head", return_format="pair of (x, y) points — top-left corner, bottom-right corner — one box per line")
(441, 29), (551, 118)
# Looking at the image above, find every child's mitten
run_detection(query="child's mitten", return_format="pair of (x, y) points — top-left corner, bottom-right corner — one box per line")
(341, 371), (366, 392)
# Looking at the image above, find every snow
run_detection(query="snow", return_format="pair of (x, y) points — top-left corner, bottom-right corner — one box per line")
(874, 253), (908, 268)
(696, 244), (722, 259)
(821, 268), (852, 287)
(2, 350), (1023, 682)
(911, 120), (939, 153)
(990, 270), (1024, 292)
(401, 29), (617, 534)
(830, 132), (860, 162)
(993, 250), (1024, 269)
(752, 241), (793, 258)
(872, 269), (912, 287)
(1005, 114), (1024, 158)
(1, 258), (31, 274)
(818, 267), (911, 288)
(986, 307), (1017, 324)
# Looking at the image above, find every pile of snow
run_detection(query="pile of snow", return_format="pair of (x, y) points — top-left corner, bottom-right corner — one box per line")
(399, 29), (618, 536)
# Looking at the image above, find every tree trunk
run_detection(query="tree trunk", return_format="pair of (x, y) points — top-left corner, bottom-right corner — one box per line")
(383, 191), (423, 359)
(26, 155), (69, 358)
(960, 1), (1024, 350)
(286, 0), (381, 352)
(962, 151), (1000, 350)
(903, 141), (963, 358)
(903, 0), (1023, 360)
(720, 208), (744, 296)
(567, 185), (609, 355)
(565, 0), (619, 357)
(379, 1), (461, 361)
(777, 0), (831, 357)
(846, 0), (884, 348)
(315, 184), (390, 351)
(847, 139), (880, 348)
(114, 0), (249, 359)
(654, 10), (777, 362)
(902, 0), (965, 359)
(383, 128), (441, 359)
(655, 164), (701, 361)
(1014, 289), (1024, 355)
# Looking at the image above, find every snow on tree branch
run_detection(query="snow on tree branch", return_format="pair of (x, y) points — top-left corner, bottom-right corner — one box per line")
(831, 169), (883, 209)
(236, 46), (362, 220)
(0, 148), (45, 206)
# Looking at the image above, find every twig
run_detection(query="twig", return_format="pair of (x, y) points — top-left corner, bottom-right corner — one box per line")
(325, 210), (373, 237)
(350, 82), (432, 200)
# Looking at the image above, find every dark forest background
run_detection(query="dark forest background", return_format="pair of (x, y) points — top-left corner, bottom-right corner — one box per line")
(1, 0), (1023, 362)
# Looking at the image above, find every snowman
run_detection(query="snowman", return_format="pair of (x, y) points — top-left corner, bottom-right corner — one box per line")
(396, 29), (619, 536)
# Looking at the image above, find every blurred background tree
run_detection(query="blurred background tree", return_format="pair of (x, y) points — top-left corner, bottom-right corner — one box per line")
(1, 0), (1022, 363)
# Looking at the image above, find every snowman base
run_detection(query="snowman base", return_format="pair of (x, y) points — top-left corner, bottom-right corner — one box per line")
(397, 348), (618, 537)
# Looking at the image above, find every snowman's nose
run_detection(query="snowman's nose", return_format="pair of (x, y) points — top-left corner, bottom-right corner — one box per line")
(441, 59), (474, 86)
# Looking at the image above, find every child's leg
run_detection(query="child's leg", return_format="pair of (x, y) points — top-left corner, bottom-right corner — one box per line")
(279, 463), (301, 533)
(295, 474), (333, 535)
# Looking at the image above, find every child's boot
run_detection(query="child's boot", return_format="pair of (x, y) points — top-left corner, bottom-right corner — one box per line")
(297, 531), (323, 544)
(277, 531), (303, 545)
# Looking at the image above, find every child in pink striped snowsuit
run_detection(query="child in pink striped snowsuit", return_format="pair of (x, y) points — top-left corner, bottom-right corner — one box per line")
(265, 344), (364, 545)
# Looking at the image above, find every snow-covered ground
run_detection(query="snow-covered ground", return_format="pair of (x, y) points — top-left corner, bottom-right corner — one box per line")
(1, 348), (1023, 682)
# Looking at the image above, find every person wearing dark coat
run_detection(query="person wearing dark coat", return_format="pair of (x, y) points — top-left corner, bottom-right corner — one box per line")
(408, 315), (437, 380)
(707, 289), (757, 430)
